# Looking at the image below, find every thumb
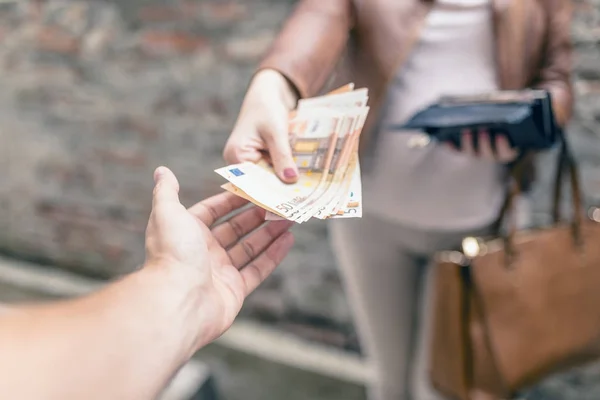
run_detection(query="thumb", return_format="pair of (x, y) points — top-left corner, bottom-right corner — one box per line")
(152, 166), (181, 209)
(263, 126), (298, 184)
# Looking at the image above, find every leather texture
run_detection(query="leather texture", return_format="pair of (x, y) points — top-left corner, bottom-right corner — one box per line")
(258, 0), (574, 158)
(430, 138), (600, 400)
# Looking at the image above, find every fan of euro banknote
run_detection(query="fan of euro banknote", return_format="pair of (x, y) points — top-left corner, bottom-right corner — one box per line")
(215, 84), (369, 224)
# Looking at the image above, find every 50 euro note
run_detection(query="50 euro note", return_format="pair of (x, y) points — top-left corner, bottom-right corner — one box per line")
(216, 109), (343, 223)
(290, 106), (368, 222)
(297, 87), (369, 112)
(285, 88), (369, 222)
(318, 159), (362, 219)
(263, 106), (368, 222)
(217, 84), (369, 223)
(326, 121), (365, 216)
(306, 106), (368, 221)
(263, 159), (362, 221)
(332, 160), (362, 218)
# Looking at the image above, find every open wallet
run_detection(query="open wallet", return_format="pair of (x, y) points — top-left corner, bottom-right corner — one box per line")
(393, 89), (560, 151)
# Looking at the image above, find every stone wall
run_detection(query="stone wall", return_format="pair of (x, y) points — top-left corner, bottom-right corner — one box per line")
(1, 0), (600, 353)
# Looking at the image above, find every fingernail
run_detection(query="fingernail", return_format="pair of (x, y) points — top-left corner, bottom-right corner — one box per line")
(283, 168), (297, 179)
(154, 167), (165, 183)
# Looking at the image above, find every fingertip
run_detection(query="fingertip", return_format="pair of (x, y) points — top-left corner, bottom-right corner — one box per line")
(152, 166), (180, 203)
(461, 130), (472, 146)
(497, 134), (509, 145)
(275, 157), (298, 183)
(154, 166), (177, 181)
(444, 141), (457, 152)
(281, 167), (298, 183)
(153, 166), (167, 184)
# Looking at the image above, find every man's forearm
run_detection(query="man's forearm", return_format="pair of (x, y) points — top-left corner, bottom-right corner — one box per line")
(0, 303), (11, 315)
(0, 263), (203, 400)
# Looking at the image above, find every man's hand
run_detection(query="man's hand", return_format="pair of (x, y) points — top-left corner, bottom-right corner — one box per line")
(0, 166), (294, 400)
(447, 129), (518, 163)
(145, 166), (295, 349)
(223, 69), (299, 183)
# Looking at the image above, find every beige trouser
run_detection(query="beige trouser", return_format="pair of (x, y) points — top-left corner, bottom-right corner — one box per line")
(330, 213), (495, 400)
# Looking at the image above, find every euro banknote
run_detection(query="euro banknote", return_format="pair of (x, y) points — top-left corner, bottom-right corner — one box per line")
(216, 84), (369, 223)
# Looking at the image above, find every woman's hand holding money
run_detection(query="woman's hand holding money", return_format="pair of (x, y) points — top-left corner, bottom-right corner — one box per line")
(223, 69), (300, 183)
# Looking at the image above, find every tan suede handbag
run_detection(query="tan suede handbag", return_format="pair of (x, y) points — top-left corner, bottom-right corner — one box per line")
(429, 137), (600, 400)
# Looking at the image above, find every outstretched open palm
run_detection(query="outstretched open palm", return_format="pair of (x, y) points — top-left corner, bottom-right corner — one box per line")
(145, 167), (294, 348)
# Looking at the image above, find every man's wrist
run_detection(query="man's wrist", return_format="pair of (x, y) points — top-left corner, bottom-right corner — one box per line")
(139, 261), (209, 356)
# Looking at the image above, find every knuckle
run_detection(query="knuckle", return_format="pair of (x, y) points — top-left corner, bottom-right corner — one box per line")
(223, 142), (241, 162)
(203, 203), (220, 225)
(242, 240), (256, 260)
(227, 218), (244, 238)
(246, 262), (265, 286)
(222, 145), (233, 162)
(258, 126), (277, 141)
(152, 182), (162, 197)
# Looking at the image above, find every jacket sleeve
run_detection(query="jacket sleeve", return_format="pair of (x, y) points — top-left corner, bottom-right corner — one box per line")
(257, 0), (355, 99)
(534, 0), (574, 128)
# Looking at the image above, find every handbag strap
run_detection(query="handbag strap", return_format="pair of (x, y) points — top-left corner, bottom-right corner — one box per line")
(490, 152), (527, 235)
(552, 131), (584, 225)
(490, 149), (533, 261)
(500, 129), (584, 262)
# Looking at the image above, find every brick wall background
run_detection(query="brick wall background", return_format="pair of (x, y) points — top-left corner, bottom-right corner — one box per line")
(1, 0), (600, 353)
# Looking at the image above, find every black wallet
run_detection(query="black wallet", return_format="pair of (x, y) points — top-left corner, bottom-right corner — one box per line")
(392, 90), (559, 150)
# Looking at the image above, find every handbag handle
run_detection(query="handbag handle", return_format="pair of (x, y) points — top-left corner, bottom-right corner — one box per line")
(552, 135), (583, 226)
(502, 131), (584, 262)
(551, 134), (584, 246)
